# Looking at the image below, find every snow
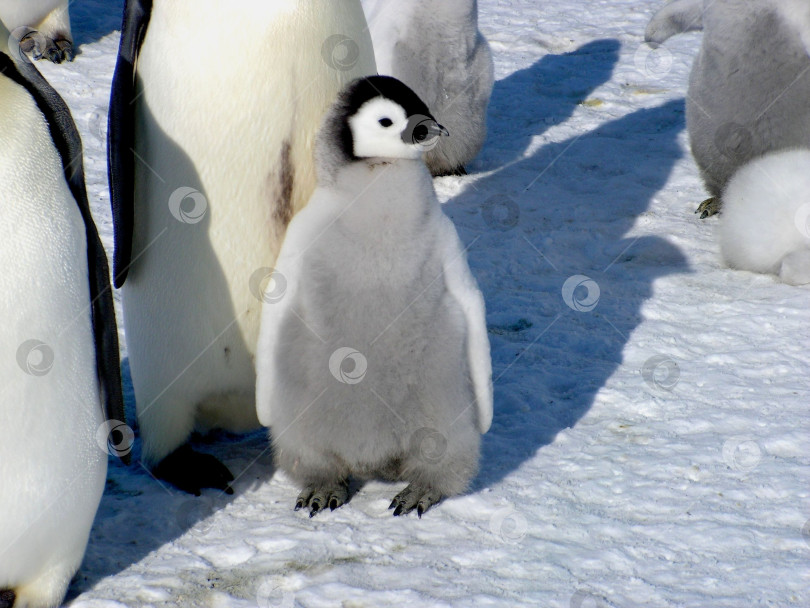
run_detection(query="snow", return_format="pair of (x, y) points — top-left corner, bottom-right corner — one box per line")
(31, 0), (810, 606)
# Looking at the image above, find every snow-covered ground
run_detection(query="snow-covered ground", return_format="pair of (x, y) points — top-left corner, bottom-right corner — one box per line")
(34, 0), (809, 606)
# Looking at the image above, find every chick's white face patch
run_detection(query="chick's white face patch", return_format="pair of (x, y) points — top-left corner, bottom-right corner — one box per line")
(349, 98), (422, 160)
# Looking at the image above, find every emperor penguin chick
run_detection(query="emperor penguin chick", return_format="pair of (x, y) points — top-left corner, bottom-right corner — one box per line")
(645, 0), (810, 217)
(256, 76), (493, 517)
(361, 0), (494, 176)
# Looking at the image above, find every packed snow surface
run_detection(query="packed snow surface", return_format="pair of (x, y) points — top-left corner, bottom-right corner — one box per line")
(32, 0), (809, 606)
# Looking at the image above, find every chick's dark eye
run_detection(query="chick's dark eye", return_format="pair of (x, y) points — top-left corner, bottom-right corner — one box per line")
(379, 118), (394, 128)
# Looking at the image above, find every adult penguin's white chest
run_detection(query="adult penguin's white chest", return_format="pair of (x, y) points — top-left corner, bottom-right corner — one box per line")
(124, 0), (376, 441)
(0, 69), (105, 606)
(131, 0), (375, 344)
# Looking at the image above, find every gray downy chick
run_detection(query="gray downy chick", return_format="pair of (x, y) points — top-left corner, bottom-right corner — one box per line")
(255, 76), (493, 517)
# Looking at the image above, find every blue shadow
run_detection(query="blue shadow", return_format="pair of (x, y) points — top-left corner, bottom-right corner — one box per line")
(444, 39), (690, 489)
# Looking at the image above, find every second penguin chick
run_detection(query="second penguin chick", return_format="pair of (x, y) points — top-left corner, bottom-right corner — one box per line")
(645, 0), (810, 217)
(361, 0), (494, 176)
(255, 76), (493, 518)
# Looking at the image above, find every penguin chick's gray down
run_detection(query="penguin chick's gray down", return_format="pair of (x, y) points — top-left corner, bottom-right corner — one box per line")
(645, 0), (810, 218)
(255, 76), (493, 518)
(361, 0), (494, 176)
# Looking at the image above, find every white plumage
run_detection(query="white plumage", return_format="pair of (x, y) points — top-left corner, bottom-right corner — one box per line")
(115, 1), (376, 492)
(0, 53), (105, 608)
(718, 148), (810, 285)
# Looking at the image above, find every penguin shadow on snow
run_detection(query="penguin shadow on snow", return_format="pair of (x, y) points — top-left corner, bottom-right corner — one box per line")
(477, 38), (621, 170)
(443, 39), (691, 491)
(68, 0), (124, 48)
(65, 110), (277, 600)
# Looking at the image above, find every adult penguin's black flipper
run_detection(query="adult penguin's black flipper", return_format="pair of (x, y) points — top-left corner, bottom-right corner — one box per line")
(108, 0), (153, 288)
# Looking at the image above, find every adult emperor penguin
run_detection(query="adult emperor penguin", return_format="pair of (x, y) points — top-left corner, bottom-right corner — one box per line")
(361, 0), (494, 176)
(108, 0), (376, 494)
(0, 0), (73, 62)
(645, 0), (810, 217)
(255, 76), (493, 517)
(0, 25), (126, 608)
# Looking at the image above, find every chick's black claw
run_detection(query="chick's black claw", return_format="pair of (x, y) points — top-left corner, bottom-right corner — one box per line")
(294, 480), (349, 516)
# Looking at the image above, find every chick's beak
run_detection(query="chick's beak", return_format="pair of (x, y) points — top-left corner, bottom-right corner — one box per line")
(431, 121), (450, 137)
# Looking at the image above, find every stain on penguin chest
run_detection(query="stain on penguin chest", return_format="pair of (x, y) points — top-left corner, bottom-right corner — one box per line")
(268, 140), (296, 230)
